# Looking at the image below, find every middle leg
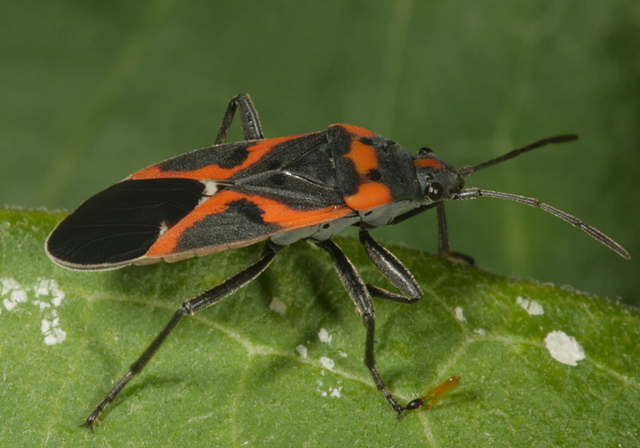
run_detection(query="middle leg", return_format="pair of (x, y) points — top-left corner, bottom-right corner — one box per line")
(315, 239), (404, 415)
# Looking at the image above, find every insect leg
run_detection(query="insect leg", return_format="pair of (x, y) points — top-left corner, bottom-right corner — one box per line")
(386, 204), (475, 265)
(387, 203), (439, 226)
(358, 227), (422, 303)
(359, 229), (463, 413)
(315, 239), (404, 416)
(214, 93), (265, 144)
(83, 242), (282, 429)
(435, 203), (475, 265)
(436, 203), (451, 256)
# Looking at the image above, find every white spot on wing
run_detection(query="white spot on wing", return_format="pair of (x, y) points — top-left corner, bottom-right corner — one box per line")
(198, 180), (219, 206)
(544, 330), (585, 366)
(517, 296), (544, 316)
(158, 220), (169, 237)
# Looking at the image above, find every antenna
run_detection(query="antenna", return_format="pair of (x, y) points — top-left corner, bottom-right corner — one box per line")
(458, 134), (578, 177)
(455, 188), (630, 259)
(452, 135), (630, 259)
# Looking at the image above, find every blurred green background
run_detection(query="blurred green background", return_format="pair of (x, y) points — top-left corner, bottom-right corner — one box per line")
(1, 0), (638, 304)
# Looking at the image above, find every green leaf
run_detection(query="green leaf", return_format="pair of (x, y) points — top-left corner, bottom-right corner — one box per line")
(1, 209), (638, 447)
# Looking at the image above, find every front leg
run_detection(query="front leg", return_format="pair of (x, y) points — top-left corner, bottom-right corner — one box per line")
(385, 203), (474, 265)
(435, 203), (475, 265)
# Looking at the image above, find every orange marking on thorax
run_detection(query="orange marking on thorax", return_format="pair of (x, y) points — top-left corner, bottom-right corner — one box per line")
(337, 126), (393, 211)
(343, 139), (379, 175)
(344, 182), (393, 210)
(337, 124), (377, 139)
(414, 158), (444, 169)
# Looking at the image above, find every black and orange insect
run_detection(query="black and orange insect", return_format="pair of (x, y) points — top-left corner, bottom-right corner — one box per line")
(46, 94), (629, 428)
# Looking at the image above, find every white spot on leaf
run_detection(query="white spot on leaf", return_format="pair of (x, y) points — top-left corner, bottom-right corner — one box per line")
(454, 306), (466, 322)
(544, 330), (585, 366)
(1, 277), (67, 345)
(295, 344), (308, 358)
(1, 277), (22, 295)
(269, 297), (287, 315)
(319, 356), (335, 370)
(41, 313), (67, 346)
(318, 328), (332, 343)
(316, 378), (342, 398)
(517, 296), (544, 316)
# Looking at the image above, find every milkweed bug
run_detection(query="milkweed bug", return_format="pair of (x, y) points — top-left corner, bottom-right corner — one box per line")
(45, 94), (630, 429)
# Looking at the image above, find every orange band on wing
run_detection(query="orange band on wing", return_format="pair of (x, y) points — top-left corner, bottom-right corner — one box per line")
(146, 191), (352, 257)
(130, 135), (307, 181)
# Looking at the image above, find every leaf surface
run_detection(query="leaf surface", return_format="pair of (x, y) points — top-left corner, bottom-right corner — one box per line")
(1, 209), (638, 447)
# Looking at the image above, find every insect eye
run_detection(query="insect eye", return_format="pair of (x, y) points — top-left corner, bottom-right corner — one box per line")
(426, 182), (443, 201)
